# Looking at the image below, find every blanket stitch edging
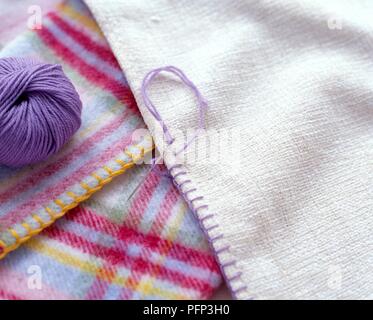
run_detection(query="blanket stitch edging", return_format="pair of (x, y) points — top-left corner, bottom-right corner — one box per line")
(0, 137), (153, 260)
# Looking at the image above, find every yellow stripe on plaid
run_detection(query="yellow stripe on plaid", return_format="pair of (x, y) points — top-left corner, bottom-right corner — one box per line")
(25, 237), (189, 300)
(58, 3), (104, 36)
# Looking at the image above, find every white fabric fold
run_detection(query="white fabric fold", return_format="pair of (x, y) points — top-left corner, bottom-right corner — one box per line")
(85, 0), (373, 299)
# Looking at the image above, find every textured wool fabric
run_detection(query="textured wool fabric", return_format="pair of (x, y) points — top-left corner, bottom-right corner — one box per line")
(85, 0), (373, 299)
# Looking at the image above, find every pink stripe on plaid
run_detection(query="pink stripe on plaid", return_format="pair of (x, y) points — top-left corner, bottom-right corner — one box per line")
(2, 128), (135, 227)
(0, 109), (130, 207)
(0, 289), (21, 300)
(36, 22), (138, 112)
(44, 225), (215, 293)
(65, 206), (219, 273)
(149, 183), (180, 235)
(48, 12), (121, 69)
(125, 171), (163, 230)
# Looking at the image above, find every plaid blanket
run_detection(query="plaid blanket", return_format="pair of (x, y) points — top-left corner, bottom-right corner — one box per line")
(0, 0), (221, 299)
(0, 165), (221, 299)
(0, 0), (146, 257)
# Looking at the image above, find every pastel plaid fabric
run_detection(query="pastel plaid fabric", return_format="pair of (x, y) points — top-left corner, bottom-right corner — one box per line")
(0, 0), (143, 256)
(0, 166), (221, 299)
(0, 0), (221, 299)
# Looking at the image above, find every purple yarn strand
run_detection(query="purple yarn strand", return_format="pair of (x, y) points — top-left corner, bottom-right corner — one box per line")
(0, 57), (82, 167)
(141, 66), (208, 154)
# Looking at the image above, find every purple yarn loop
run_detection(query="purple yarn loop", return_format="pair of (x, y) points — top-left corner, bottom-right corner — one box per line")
(0, 57), (82, 167)
(141, 66), (208, 155)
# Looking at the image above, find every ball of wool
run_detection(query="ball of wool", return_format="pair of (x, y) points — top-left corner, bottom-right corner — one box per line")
(0, 57), (82, 167)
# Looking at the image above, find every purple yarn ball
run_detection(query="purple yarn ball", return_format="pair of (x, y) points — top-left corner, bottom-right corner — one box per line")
(0, 57), (82, 167)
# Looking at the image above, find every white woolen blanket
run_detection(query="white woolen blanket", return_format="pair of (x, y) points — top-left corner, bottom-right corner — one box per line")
(85, 0), (373, 299)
